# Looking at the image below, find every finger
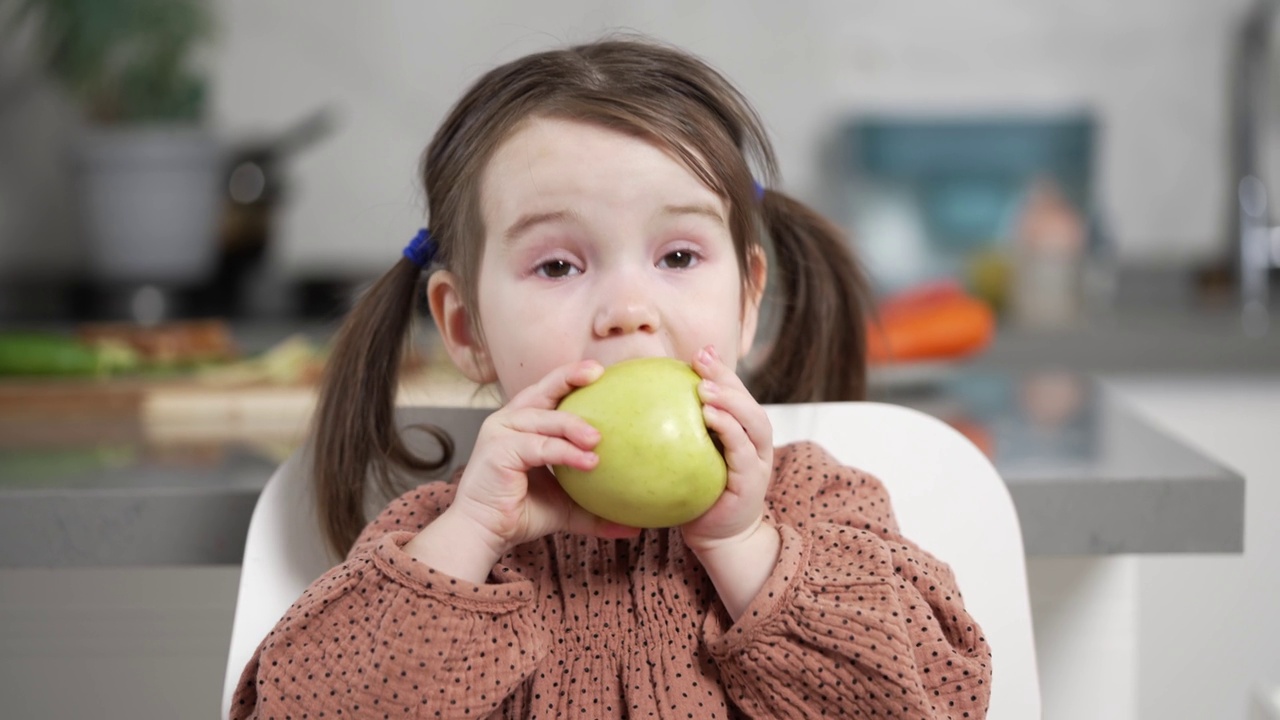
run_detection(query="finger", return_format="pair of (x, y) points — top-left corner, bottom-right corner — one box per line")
(693, 346), (772, 460)
(691, 344), (738, 385)
(497, 406), (601, 450)
(507, 359), (604, 411)
(691, 344), (759, 408)
(702, 403), (759, 490)
(697, 378), (772, 461)
(500, 433), (600, 475)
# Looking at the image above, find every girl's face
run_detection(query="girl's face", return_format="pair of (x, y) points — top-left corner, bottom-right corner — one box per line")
(431, 116), (765, 400)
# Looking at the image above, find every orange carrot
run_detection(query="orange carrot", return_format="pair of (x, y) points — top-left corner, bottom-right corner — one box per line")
(866, 294), (996, 364)
(877, 279), (968, 321)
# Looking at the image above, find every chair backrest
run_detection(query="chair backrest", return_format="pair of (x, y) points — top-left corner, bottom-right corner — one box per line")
(221, 406), (491, 718)
(767, 402), (1040, 719)
(223, 402), (1039, 719)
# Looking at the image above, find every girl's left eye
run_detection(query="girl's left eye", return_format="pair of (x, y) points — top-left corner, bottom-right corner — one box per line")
(658, 249), (699, 269)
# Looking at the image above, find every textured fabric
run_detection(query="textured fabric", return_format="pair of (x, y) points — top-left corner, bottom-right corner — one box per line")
(230, 441), (991, 719)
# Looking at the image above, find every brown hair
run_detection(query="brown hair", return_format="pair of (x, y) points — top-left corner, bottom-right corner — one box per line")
(312, 36), (873, 558)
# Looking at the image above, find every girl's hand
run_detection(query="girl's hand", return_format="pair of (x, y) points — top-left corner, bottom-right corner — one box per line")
(681, 345), (775, 552)
(441, 360), (641, 562)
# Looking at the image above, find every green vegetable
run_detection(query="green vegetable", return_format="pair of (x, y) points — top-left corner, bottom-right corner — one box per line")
(0, 333), (139, 377)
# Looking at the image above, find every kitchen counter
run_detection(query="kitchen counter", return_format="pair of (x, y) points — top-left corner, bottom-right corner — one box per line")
(0, 315), (1246, 565)
(979, 304), (1280, 373)
(877, 370), (1245, 555)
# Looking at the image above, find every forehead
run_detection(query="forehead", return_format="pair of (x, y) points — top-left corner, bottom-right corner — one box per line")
(479, 117), (725, 225)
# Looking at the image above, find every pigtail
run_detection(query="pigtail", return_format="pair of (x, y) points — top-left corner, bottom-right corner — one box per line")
(312, 259), (453, 559)
(750, 189), (874, 403)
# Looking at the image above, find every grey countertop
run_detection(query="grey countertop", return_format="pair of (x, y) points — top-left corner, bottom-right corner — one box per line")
(0, 314), (1254, 566)
(879, 371), (1245, 555)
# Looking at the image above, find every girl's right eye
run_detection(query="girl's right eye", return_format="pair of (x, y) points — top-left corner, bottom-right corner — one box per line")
(535, 259), (580, 278)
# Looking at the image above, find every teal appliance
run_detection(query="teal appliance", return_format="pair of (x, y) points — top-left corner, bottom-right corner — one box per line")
(840, 113), (1101, 294)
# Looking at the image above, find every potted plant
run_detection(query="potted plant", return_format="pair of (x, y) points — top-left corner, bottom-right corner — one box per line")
(9, 0), (223, 288)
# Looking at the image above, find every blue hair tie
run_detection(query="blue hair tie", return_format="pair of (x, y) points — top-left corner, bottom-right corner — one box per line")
(403, 228), (437, 268)
(753, 181), (765, 202)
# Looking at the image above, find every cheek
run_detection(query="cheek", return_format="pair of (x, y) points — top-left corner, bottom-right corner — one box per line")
(484, 299), (583, 394)
(676, 278), (748, 357)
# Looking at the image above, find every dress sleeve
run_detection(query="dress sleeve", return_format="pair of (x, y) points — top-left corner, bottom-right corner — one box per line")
(702, 442), (992, 720)
(228, 481), (548, 720)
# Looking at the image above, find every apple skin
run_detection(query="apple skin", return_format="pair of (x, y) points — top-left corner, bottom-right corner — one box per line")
(553, 357), (727, 528)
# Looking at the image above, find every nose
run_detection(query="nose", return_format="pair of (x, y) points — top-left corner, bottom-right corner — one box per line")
(592, 280), (660, 338)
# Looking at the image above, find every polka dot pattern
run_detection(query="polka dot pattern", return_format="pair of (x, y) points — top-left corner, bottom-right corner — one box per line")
(230, 441), (991, 719)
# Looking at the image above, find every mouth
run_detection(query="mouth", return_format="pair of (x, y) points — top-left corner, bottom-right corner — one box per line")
(592, 353), (674, 369)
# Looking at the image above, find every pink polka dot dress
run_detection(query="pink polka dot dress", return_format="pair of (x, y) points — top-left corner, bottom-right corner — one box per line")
(231, 442), (991, 718)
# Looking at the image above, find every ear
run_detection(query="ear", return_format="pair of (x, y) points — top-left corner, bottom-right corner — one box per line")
(427, 270), (497, 385)
(738, 245), (769, 357)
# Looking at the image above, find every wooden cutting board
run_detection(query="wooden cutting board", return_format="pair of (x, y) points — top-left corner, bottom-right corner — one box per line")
(0, 365), (498, 445)
(0, 375), (199, 416)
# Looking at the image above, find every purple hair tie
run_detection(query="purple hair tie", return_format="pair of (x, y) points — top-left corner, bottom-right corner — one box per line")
(753, 181), (765, 202)
(403, 228), (437, 268)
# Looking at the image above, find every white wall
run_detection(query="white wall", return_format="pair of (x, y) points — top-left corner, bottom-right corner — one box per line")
(0, 0), (1259, 278)
(0, 25), (83, 277)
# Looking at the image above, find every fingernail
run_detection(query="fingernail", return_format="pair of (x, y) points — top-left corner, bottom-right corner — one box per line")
(696, 348), (712, 366)
(700, 379), (718, 396)
(706, 345), (719, 360)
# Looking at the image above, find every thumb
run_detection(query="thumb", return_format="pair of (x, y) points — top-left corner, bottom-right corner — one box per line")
(564, 504), (643, 540)
(528, 467), (642, 541)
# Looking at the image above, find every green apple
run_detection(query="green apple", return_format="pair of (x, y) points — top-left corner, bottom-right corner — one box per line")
(553, 357), (727, 528)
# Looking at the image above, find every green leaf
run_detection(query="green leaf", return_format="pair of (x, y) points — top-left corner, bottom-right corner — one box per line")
(6, 0), (215, 123)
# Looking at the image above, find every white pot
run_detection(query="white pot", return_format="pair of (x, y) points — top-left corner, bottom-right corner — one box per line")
(74, 126), (224, 283)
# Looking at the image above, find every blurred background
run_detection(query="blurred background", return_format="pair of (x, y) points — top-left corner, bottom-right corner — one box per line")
(0, 0), (1271, 325)
(1, 2), (1279, 719)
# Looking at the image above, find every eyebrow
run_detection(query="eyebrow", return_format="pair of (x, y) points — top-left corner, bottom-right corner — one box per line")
(501, 202), (726, 246)
(659, 203), (726, 225)
(503, 210), (580, 246)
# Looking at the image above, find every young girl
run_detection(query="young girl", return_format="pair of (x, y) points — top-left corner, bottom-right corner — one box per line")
(231, 37), (990, 719)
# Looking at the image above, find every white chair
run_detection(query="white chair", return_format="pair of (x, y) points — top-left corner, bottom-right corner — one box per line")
(767, 402), (1040, 719)
(221, 406), (491, 718)
(223, 402), (1040, 719)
